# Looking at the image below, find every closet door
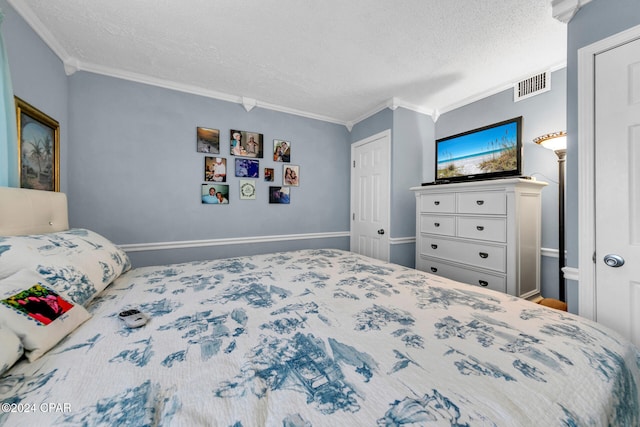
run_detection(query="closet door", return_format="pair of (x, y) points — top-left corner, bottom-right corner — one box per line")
(350, 130), (391, 261)
(594, 37), (640, 346)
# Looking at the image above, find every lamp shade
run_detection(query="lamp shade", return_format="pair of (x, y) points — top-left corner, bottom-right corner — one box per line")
(534, 131), (567, 152)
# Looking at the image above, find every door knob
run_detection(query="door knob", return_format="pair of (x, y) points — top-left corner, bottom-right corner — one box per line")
(377, 229), (385, 235)
(604, 254), (625, 267)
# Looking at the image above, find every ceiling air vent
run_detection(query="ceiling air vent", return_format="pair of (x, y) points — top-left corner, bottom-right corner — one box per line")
(514, 71), (550, 102)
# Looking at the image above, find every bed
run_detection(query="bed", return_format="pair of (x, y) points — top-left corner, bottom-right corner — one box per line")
(0, 187), (638, 426)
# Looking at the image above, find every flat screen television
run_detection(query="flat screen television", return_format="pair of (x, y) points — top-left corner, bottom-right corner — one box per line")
(434, 116), (523, 184)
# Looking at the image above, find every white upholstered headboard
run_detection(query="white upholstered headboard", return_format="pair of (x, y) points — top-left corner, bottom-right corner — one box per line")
(0, 187), (69, 236)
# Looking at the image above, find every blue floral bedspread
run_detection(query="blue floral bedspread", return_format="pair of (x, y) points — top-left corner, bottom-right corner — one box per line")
(1, 249), (639, 426)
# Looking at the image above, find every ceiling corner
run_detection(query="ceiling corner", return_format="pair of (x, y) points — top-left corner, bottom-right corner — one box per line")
(8, 0), (72, 63)
(64, 58), (80, 76)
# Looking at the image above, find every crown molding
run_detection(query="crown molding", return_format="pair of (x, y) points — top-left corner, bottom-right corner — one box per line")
(437, 85), (513, 117)
(345, 102), (387, 131)
(9, 0), (569, 131)
(63, 58), (80, 76)
(64, 57), (353, 127)
(8, 0), (350, 128)
(388, 97), (434, 117)
(8, 0), (71, 63)
(552, 0), (593, 23)
(77, 59), (241, 102)
(250, 98), (347, 127)
(437, 62), (567, 116)
(346, 97), (435, 132)
(241, 97), (256, 112)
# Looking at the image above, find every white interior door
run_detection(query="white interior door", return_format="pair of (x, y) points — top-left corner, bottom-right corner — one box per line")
(594, 37), (640, 346)
(350, 130), (390, 261)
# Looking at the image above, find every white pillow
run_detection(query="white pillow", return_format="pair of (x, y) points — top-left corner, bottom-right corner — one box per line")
(0, 228), (131, 305)
(0, 324), (23, 375)
(0, 270), (91, 362)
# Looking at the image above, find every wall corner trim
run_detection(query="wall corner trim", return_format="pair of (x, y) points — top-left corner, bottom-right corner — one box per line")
(241, 97), (257, 112)
(552, 0), (593, 23)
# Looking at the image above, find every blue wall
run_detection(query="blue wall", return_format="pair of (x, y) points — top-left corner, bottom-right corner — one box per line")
(350, 108), (392, 142)
(67, 72), (351, 239)
(391, 108), (433, 266)
(66, 72), (352, 266)
(2, 0), (68, 189)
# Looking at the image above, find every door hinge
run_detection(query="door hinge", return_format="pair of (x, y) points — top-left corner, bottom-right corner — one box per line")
(353, 160), (356, 168)
(592, 252), (596, 263)
(352, 213), (355, 220)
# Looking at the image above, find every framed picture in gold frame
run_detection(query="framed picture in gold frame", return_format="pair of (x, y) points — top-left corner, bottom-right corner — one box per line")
(15, 97), (60, 192)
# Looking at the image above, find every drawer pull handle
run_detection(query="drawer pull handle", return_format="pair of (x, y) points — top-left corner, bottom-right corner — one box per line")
(479, 252), (489, 259)
(434, 201), (440, 206)
(431, 244), (438, 250)
(479, 280), (489, 287)
(430, 267), (438, 273)
(434, 222), (440, 227)
(476, 200), (484, 205)
(476, 226), (484, 231)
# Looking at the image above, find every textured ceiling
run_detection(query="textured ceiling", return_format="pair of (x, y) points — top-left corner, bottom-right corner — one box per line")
(8, 0), (567, 126)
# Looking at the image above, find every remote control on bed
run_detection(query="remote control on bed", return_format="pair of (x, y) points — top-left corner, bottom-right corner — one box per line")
(118, 309), (148, 328)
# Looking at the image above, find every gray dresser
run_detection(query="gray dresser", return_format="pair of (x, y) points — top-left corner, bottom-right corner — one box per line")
(411, 178), (547, 300)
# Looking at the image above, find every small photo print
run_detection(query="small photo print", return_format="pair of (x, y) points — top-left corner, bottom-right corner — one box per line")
(1, 284), (73, 325)
(264, 168), (274, 182)
(273, 139), (290, 162)
(202, 184), (229, 204)
(239, 179), (256, 200)
(205, 157), (227, 182)
(269, 186), (290, 204)
(283, 165), (299, 186)
(197, 127), (220, 154)
(235, 158), (259, 178)
(230, 129), (263, 158)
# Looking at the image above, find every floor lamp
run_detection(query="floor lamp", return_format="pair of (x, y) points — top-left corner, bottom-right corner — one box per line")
(534, 131), (567, 302)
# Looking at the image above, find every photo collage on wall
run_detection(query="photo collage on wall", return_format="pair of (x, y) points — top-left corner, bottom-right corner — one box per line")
(197, 127), (299, 205)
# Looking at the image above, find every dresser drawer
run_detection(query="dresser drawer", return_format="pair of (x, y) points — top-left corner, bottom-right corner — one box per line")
(420, 215), (455, 236)
(457, 216), (506, 242)
(418, 257), (506, 293)
(457, 191), (506, 214)
(420, 193), (455, 213)
(420, 237), (506, 273)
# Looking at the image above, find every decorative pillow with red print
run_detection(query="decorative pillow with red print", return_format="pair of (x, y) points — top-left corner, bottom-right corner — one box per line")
(0, 269), (91, 362)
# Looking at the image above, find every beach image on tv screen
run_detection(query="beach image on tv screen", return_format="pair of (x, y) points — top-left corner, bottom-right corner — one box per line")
(437, 121), (518, 179)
